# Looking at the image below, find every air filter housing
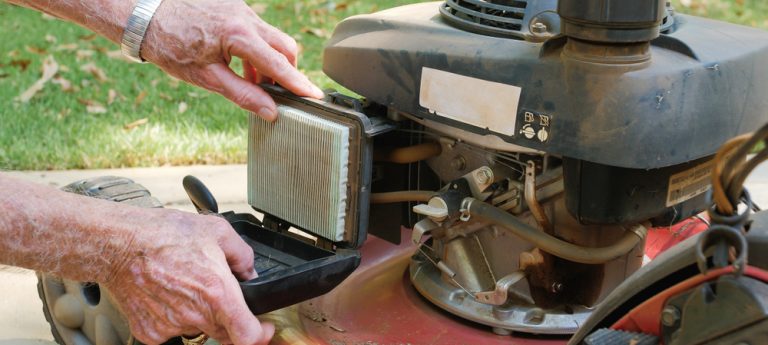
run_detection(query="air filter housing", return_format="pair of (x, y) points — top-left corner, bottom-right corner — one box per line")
(248, 86), (387, 248)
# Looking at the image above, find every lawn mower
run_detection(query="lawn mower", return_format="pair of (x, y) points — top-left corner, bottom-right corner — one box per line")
(37, 0), (768, 344)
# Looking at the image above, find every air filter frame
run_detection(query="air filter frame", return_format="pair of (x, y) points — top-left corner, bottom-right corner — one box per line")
(249, 85), (391, 249)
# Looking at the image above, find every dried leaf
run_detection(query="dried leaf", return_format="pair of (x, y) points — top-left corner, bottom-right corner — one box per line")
(80, 62), (108, 82)
(167, 77), (180, 89)
(108, 89), (118, 105)
(17, 55), (59, 103)
(76, 50), (95, 60)
(159, 93), (173, 101)
(124, 118), (149, 130)
(41, 13), (56, 20)
(79, 33), (97, 41)
(45, 34), (57, 43)
(52, 77), (73, 92)
(335, 3), (349, 11)
(178, 102), (188, 114)
(86, 102), (107, 114)
(78, 98), (97, 106)
(10, 59), (31, 71)
(106, 50), (132, 62)
(25, 46), (47, 55)
(7, 50), (19, 58)
(55, 43), (79, 51)
(300, 27), (330, 38)
(134, 90), (148, 105)
(250, 3), (268, 14)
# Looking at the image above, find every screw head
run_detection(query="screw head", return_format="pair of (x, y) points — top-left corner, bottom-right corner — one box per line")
(661, 305), (681, 327)
(475, 168), (493, 185)
(451, 156), (467, 171)
(532, 22), (548, 34)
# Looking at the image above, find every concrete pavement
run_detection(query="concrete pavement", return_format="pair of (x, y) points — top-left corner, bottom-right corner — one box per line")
(3, 163), (768, 343)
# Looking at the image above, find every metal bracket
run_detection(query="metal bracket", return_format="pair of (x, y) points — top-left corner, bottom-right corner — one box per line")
(474, 271), (527, 306)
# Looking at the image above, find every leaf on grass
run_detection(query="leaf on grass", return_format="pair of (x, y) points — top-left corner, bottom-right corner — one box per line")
(10, 59), (31, 71)
(79, 33), (97, 41)
(86, 102), (107, 114)
(124, 118), (149, 130)
(55, 43), (79, 51)
(108, 89), (118, 105)
(134, 90), (148, 105)
(45, 35), (57, 43)
(335, 2), (349, 11)
(300, 27), (330, 38)
(106, 50), (132, 62)
(178, 102), (188, 114)
(16, 55), (59, 103)
(167, 77), (180, 89)
(52, 77), (73, 92)
(0, 72), (9, 79)
(76, 50), (95, 60)
(41, 13), (56, 20)
(25, 46), (48, 55)
(159, 93), (173, 101)
(7, 50), (19, 58)
(80, 62), (108, 82)
(250, 3), (268, 14)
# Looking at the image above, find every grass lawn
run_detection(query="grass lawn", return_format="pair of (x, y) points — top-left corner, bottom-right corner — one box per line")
(0, 0), (766, 170)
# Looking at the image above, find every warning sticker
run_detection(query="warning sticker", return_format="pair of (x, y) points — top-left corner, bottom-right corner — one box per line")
(666, 160), (714, 207)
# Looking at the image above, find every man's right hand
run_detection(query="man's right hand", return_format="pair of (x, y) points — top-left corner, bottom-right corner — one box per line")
(104, 208), (273, 345)
(141, 0), (324, 122)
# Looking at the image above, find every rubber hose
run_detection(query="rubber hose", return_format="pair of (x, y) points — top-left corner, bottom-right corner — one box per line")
(466, 199), (647, 264)
(374, 143), (442, 164)
(370, 191), (434, 204)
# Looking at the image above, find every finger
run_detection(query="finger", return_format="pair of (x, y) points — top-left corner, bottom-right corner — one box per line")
(228, 36), (323, 99)
(256, 22), (299, 67)
(217, 283), (275, 345)
(243, 61), (258, 84)
(219, 232), (257, 281)
(206, 63), (278, 121)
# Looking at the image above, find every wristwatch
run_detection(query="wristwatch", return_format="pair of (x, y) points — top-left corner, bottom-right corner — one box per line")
(120, 0), (165, 63)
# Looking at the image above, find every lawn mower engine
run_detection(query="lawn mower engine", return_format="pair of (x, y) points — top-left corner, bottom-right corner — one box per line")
(34, 1), (768, 345)
(248, 0), (768, 343)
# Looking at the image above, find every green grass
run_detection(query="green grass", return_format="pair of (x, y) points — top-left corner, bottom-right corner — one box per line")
(0, 0), (765, 170)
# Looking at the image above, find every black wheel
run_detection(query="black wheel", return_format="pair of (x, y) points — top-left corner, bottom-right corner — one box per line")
(36, 176), (183, 345)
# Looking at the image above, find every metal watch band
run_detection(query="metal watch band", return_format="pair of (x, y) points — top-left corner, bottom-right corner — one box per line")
(120, 0), (165, 63)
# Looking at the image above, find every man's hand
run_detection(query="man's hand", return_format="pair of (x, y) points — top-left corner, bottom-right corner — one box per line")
(141, 0), (324, 121)
(104, 208), (272, 345)
(8, 0), (323, 121)
(0, 174), (274, 345)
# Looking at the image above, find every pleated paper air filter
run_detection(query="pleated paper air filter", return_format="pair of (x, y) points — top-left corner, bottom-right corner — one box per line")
(248, 105), (353, 242)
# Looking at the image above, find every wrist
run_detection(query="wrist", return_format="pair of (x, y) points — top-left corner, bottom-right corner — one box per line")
(121, 0), (167, 63)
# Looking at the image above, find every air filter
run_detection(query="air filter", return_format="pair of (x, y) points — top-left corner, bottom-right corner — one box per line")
(248, 87), (386, 248)
(249, 106), (350, 241)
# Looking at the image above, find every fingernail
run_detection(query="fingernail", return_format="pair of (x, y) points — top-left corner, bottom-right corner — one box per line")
(311, 85), (324, 98)
(257, 107), (276, 122)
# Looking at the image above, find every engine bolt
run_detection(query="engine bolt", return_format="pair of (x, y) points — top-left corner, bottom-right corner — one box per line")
(551, 282), (564, 293)
(661, 305), (681, 327)
(475, 168), (493, 185)
(451, 156), (467, 171)
(532, 22), (548, 34)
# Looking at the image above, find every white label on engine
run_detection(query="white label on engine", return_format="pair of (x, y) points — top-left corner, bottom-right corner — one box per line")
(666, 160), (714, 207)
(419, 67), (521, 136)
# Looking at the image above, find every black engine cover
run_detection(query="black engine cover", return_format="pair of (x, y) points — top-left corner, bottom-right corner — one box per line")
(323, 2), (768, 170)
